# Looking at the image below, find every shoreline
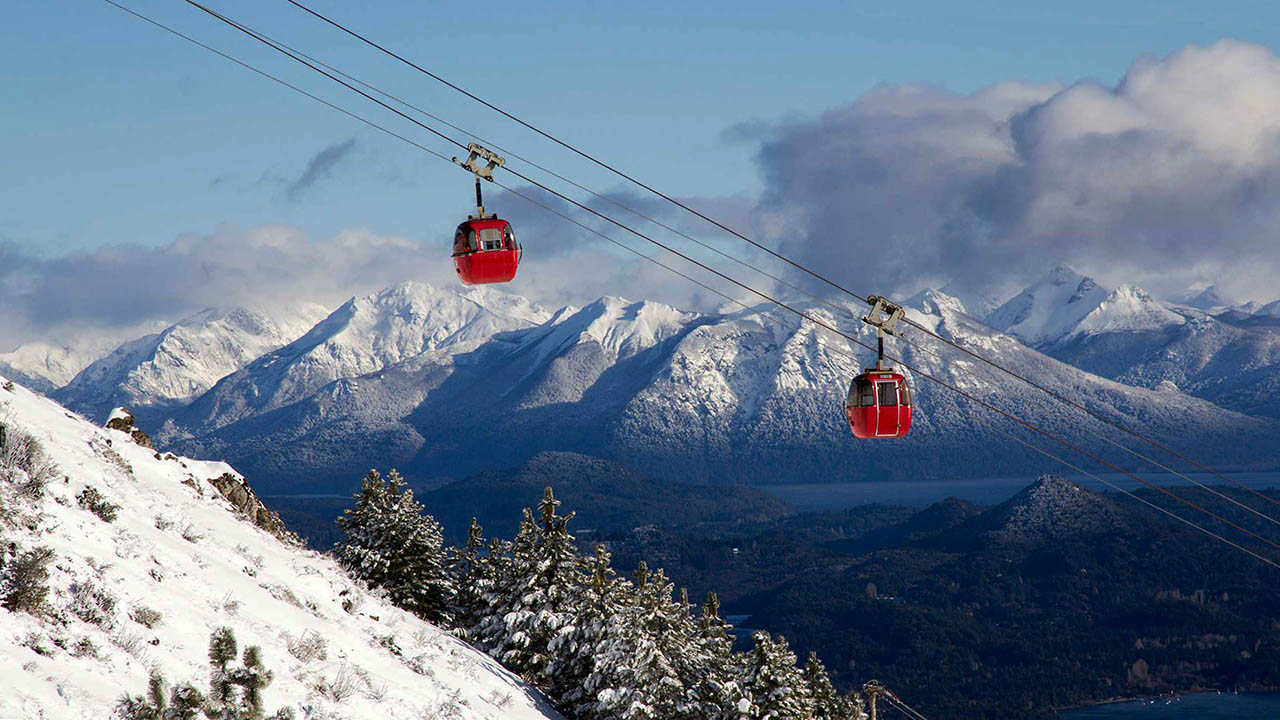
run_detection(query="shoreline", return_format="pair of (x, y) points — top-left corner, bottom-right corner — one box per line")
(1056, 689), (1280, 716)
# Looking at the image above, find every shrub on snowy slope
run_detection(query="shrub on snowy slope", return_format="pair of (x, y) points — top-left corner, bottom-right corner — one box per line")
(117, 627), (293, 720)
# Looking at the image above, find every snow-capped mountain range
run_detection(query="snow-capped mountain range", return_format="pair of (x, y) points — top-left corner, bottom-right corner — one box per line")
(986, 266), (1280, 420)
(985, 265), (1186, 348)
(51, 306), (327, 426)
(5, 270), (1280, 494)
(0, 379), (559, 718)
(158, 283), (1280, 492)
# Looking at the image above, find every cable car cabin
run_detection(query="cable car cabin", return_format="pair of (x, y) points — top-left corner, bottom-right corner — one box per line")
(453, 217), (520, 285)
(845, 370), (913, 439)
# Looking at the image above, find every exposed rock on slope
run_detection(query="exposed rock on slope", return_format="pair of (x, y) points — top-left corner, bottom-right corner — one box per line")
(105, 407), (153, 449)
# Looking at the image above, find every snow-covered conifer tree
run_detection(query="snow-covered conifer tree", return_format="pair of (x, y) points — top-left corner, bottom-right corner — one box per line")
(445, 517), (487, 636)
(834, 691), (868, 720)
(692, 591), (751, 720)
(577, 561), (699, 720)
(555, 544), (625, 711)
(739, 631), (814, 720)
(335, 469), (453, 623)
(208, 626), (238, 719)
(803, 651), (841, 720)
(232, 645), (273, 718)
(472, 487), (582, 689)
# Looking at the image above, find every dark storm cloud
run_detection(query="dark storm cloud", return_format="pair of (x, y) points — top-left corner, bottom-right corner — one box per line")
(751, 40), (1280, 307)
(285, 138), (357, 201)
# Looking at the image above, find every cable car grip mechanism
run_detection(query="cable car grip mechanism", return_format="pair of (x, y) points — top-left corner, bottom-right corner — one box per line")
(453, 143), (506, 219)
(862, 295), (904, 370)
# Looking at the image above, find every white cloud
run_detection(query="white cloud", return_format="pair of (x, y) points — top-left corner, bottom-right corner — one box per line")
(10, 40), (1280, 351)
(753, 40), (1280, 306)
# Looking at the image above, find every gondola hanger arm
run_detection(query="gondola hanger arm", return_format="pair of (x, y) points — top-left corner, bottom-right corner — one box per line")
(863, 295), (904, 336)
(452, 142), (505, 181)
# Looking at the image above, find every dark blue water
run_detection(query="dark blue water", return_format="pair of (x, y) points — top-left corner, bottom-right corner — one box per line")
(761, 472), (1280, 512)
(1059, 692), (1280, 719)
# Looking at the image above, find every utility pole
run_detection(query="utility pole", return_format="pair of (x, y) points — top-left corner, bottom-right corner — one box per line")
(864, 680), (886, 720)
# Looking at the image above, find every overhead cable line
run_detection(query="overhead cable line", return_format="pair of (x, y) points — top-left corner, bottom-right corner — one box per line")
(278, 0), (1280, 516)
(105, 0), (1280, 564)
(177, 0), (1280, 556)
(181, 5), (862, 326)
(222, 14), (1280, 531)
(97, 0), (738, 315)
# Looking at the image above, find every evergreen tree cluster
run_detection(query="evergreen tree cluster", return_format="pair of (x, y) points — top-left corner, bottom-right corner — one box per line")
(336, 473), (867, 720)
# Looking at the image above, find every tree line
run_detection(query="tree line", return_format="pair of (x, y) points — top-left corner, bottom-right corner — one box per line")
(336, 469), (868, 720)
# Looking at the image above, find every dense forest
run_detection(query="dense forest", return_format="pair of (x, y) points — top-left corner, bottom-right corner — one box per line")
(267, 464), (1280, 719)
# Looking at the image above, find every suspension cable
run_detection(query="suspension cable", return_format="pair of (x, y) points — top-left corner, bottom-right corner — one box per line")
(172, 0), (1280, 555)
(191, 3), (1280, 530)
(106, 0), (1280, 563)
(215, 25), (833, 309)
(277, 0), (1280, 515)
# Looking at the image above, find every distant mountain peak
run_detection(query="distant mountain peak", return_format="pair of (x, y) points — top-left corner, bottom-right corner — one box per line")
(906, 288), (968, 318)
(1048, 264), (1085, 285)
(1067, 276), (1098, 303)
(1181, 285), (1232, 311)
(987, 267), (1186, 347)
(986, 267), (1108, 345)
(54, 306), (313, 421)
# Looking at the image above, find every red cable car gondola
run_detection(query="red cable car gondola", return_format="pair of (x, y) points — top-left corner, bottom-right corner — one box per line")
(450, 143), (522, 285)
(845, 295), (913, 439)
(453, 217), (521, 285)
(845, 369), (913, 438)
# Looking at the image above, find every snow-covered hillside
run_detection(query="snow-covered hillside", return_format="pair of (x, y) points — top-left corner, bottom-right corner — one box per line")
(0, 378), (560, 719)
(55, 307), (327, 424)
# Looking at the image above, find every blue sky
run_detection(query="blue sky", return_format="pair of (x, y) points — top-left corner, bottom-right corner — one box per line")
(6, 0), (1279, 257)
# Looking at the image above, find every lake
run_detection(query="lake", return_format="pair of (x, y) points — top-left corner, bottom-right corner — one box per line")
(1059, 692), (1280, 719)
(761, 472), (1280, 512)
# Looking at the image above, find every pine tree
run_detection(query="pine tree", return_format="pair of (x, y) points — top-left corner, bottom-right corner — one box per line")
(208, 626), (239, 718)
(691, 591), (751, 720)
(231, 645), (273, 719)
(579, 561), (698, 720)
(804, 652), (840, 720)
(739, 631), (814, 720)
(445, 517), (487, 635)
(165, 683), (206, 720)
(335, 469), (453, 623)
(471, 487), (582, 690)
(833, 691), (867, 720)
(115, 670), (166, 720)
(555, 544), (625, 712)
(115, 670), (207, 720)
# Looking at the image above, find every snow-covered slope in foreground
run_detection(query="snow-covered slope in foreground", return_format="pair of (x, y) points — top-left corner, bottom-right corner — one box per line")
(0, 379), (559, 720)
